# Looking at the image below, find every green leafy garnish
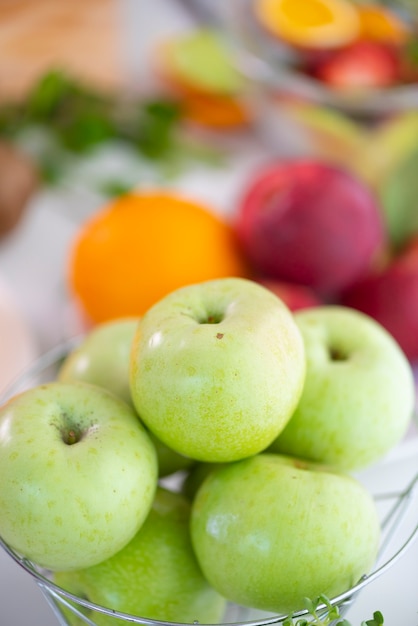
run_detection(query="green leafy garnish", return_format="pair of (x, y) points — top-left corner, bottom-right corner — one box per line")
(99, 179), (136, 198)
(135, 100), (182, 159)
(362, 612), (384, 626)
(0, 68), (223, 192)
(282, 595), (384, 626)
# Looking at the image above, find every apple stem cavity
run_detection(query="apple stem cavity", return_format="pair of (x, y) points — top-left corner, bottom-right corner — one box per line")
(204, 312), (223, 324)
(56, 413), (84, 445)
(328, 346), (348, 362)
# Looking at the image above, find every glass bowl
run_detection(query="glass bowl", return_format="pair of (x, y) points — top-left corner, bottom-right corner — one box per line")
(0, 338), (417, 625)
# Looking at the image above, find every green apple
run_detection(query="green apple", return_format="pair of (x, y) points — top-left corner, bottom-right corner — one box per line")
(54, 486), (226, 625)
(58, 318), (194, 478)
(282, 102), (367, 177)
(270, 306), (415, 470)
(361, 110), (418, 190)
(0, 381), (158, 571)
(58, 317), (139, 407)
(149, 431), (195, 478)
(181, 462), (219, 501)
(190, 453), (381, 615)
(130, 277), (306, 462)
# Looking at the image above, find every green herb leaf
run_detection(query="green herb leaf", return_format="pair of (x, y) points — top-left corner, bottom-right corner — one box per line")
(99, 180), (135, 198)
(24, 69), (80, 123)
(285, 596), (384, 626)
(56, 109), (117, 153)
(135, 99), (182, 159)
(362, 610), (384, 626)
(0, 68), (223, 190)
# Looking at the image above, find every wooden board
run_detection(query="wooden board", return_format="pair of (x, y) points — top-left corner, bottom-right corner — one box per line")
(0, 0), (122, 100)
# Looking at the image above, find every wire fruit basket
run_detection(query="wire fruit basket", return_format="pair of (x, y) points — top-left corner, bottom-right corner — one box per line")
(0, 337), (417, 626)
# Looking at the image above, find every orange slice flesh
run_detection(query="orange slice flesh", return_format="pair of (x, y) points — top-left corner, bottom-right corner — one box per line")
(357, 4), (410, 45)
(254, 0), (361, 49)
(179, 91), (251, 128)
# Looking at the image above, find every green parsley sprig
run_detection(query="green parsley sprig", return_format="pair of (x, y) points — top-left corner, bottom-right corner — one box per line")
(0, 68), (222, 190)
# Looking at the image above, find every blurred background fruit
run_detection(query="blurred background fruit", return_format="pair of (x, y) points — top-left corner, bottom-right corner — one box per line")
(254, 0), (361, 50)
(257, 278), (322, 311)
(68, 191), (249, 324)
(235, 159), (387, 298)
(342, 235), (418, 362)
(251, 0), (414, 87)
(356, 111), (418, 190)
(222, 0), (418, 171)
(357, 3), (410, 46)
(155, 28), (252, 129)
(378, 147), (418, 251)
(313, 40), (400, 89)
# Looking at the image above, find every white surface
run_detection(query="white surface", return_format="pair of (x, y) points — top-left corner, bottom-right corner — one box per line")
(0, 1), (417, 624)
(0, 273), (37, 394)
(347, 431), (418, 626)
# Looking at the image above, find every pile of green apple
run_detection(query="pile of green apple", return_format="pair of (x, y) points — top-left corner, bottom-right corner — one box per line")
(0, 277), (415, 625)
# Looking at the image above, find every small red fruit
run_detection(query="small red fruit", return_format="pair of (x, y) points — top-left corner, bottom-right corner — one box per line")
(315, 40), (400, 89)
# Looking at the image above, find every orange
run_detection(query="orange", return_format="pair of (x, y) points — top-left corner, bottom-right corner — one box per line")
(68, 192), (249, 324)
(357, 4), (410, 46)
(254, 0), (361, 49)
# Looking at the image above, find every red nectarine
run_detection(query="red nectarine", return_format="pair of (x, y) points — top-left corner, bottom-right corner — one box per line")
(235, 159), (387, 297)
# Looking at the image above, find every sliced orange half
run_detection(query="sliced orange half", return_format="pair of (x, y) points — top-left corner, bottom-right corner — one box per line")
(254, 0), (361, 49)
(357, 4), (410, 46)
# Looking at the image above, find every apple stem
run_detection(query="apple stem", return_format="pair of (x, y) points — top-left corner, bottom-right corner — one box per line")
(63, 428), (79, 445)
(206, 314), (222, 324)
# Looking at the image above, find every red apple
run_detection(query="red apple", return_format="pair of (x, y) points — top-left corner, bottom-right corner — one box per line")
(235, 159), (387, 297)
(342, 236), (418, 362)
(258, 279), (322, 311)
